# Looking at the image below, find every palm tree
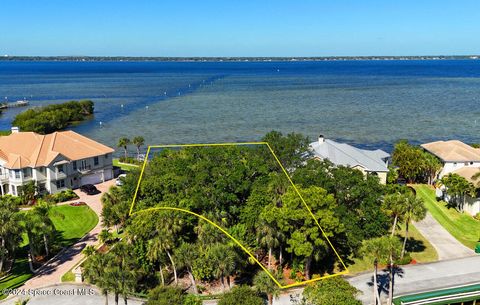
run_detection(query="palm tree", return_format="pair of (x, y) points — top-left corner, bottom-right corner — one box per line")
(472, 170), (480, 188)
(382, 193), (406, 236)
(117, 137), (130, 160)
(30, 201), (59, 257)
(83, 253), (111, 305)
(422, 152), (442, 185)
(132, 136), (145, 160)
(110, 243), (138, 305)
(361, 238), (384, 305)
(253, 270), (280, 305)
(101, 186), (128, 232)
(146, 239), (167, 286)
(82, 245), (96, 257)
(362, 236), (402, 305)
(174, 243), (199, 294)
(99, 229), (113, 244)
(383, 236), (402, 305)
(256, 221), (282, 270)
(400, 194), (427, 258)
(209, 243), (236, 292)
(0, 198), (23, 273)
(440, 173), (476, 210)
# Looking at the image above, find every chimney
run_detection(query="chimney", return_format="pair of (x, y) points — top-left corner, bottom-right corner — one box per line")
(11, 126), (19, 133)
(318, 134), (325, 143)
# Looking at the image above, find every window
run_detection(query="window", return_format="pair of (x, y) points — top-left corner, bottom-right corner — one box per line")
(94, 156), (99, 166)
(104, 153), (109, 160)
(23, 168), (32, 178)
(38, 167), (45, 174)
(15, 170), (20, 179)
(56, 179), (65, 189)
(57, 165), (65, 173)
(80, 160), (88, 170)
(73, 161), (77, 170)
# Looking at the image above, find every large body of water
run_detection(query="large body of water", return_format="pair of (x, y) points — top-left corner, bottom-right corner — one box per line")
(1, 60), (480, 152)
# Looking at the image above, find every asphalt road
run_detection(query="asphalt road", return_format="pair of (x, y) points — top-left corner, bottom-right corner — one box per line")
(347, 255), (480, 305)
(204, 256), (480, 305)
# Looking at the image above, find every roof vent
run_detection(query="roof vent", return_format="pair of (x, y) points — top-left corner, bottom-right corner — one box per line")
(11, 127), (19, 133)
(318, 134), (325, 143)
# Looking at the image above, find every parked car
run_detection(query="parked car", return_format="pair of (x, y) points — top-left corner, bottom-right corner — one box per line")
(80, 184), (100, 195)
(116, 174), (127, 186)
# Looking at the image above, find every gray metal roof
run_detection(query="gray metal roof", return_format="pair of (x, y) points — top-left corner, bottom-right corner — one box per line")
(309, 139), (390, 172)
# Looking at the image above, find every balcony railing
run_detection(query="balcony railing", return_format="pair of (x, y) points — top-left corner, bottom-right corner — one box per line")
(55, 171), (67, 180)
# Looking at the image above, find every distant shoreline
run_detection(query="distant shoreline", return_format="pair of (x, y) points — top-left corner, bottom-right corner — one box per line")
(1, 55), (479, 62)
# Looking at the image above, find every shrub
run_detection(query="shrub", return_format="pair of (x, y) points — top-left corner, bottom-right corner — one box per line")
(474, 213), (480, 221)
(0, 194), (23, 206)
(395, 253), (413, 265)
(300, 277), (362, 305)
(218, 286), (264, 305)
(183, 294), (202, 305)
(45, 189), (79, 203)
(119, 156), (143, 165)
(146, 286), (185, 305)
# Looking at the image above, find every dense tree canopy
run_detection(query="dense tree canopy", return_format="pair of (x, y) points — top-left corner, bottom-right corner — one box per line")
(392, 140), (442, 183)
(98, 131), (391, 300)
(12, 100), (94, 134)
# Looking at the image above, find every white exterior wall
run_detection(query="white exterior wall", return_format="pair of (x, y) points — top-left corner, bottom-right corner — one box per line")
(439, 161), (480, 178)
(0, 153), (113, 196)
(464, 196), (480, 216)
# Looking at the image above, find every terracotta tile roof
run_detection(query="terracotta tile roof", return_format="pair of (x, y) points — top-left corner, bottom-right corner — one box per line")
(452, 166), (480, 184)
(421, 140), (480, 162)
(0, 131), (114, 169)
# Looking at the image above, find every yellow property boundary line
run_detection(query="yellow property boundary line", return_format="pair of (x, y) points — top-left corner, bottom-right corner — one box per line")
(128, 142), (349, 289)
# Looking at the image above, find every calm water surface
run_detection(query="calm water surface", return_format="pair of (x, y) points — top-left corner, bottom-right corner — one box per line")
(1, 60), (479, 152)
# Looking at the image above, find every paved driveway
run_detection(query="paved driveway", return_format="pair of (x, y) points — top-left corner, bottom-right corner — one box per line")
(22, 180), (115, 289)
(0, 284), (145, 305)
(414, 212), (474, 260)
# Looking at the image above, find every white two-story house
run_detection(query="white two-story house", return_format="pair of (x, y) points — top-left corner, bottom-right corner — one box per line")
(0, 128), (114, 196)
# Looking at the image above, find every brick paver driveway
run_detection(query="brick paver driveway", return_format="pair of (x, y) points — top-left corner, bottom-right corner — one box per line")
(22, 180), (116, 289)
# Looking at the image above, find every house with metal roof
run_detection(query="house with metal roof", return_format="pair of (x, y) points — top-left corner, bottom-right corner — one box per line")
(0, 127), (114, 196)
(309, 135), (390, 184)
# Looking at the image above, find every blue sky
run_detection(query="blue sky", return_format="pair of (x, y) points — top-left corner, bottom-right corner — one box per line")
(1, 0), (479, 56)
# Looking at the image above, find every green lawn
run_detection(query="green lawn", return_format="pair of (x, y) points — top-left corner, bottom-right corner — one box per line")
(414, 184), (480, 249)
(113, 158), (140, 171)
(50, 205), (99, 247)
(0, 205), (98, 298)
(348, 223), (438, 274)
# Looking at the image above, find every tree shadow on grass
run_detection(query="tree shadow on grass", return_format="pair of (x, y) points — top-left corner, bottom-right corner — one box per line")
(405, 237), (426, 253)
